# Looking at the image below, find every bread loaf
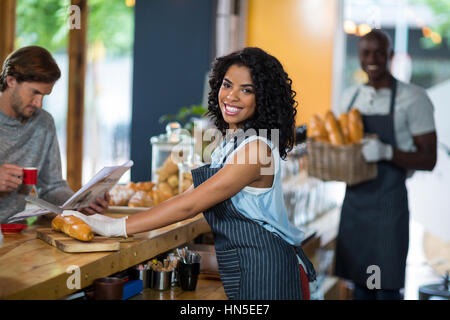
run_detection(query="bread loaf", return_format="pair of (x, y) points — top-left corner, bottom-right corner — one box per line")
(51, 214), (94, 242)
(338, 113), (350, 144)
(135, 181), (154, 192)
(348, 108), (364, 143)
(308, 113), (329, 142)
(151, 189), (171, 206)
(158, 182), (174, 197)
(324, 111), (345, 146)
(128, 190), (154, 207)
(109, 186), (135, 206)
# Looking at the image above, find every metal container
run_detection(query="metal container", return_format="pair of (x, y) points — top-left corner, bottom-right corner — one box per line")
(150, 122), (194, 182)
(152, 270), (173, 291)
(129, 265), (149, 289)
(178, 262), (200, 291)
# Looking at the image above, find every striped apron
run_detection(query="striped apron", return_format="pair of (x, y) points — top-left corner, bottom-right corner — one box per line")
(334, 78), (409, 289)
(191, 137), (316, 299)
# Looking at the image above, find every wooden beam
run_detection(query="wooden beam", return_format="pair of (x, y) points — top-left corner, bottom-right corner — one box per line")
(67, 0), (88, 191)
(0, 0), (16, 64)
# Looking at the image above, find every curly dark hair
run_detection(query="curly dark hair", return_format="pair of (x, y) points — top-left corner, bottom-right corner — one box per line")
(206, 47), (297, 159)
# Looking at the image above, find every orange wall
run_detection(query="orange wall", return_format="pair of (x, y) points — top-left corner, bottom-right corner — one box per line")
(246, 0), (338, 126)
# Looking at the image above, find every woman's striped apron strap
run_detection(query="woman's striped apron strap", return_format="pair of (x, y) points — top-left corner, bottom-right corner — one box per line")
(294, 246), (317, 282)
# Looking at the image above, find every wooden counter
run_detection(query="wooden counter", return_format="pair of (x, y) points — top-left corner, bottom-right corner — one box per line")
(0, 207), (340, 300)
(0, 213), (211, 300)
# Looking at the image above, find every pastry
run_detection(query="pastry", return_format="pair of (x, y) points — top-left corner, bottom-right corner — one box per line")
(324, 111), (345, 146)
(308, 113), (328, 142)
(338, 113), (350, 144)
(109, 185), (135, 206)
(151, 189), (171, 206)
(167, 174), (179, 189)
(128, 190), (154, 207)
(136, 181), (154, 192)
(125, 182), (138, 192)
(51, 214), (94, 242)
(348, 108), (364, 143)
(158, 182), (174, 197)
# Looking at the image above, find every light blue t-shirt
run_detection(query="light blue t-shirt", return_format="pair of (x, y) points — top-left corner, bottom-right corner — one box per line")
(210, 135), (305, 246)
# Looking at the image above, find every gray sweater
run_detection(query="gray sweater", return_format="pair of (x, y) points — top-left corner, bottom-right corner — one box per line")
(0, 108), (74, 223)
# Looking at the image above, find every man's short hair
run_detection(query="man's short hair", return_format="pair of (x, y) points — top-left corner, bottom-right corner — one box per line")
(358, 29), (393, 53)
(0, 46), (61, 92)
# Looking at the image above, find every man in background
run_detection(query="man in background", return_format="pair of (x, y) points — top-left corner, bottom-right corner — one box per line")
(333, 29), (437, 300)
(0, 46), (108, 223)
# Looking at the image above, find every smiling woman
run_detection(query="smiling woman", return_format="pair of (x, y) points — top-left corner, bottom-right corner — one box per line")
(63, 47), (317, 300)
(207, 47), (297, 160)
(218, 64), (257, 130)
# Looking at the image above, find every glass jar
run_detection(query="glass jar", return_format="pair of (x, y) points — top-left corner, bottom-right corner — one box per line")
(150, 122), (194, 183)
(178, 154), (203, 194)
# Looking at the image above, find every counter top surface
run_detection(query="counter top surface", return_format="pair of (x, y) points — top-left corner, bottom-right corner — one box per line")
(0, 212), (211, 300)
(0, 206), (340, 300)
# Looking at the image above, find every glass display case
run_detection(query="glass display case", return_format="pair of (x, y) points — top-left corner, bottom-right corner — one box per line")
(150, 122), (194, 183)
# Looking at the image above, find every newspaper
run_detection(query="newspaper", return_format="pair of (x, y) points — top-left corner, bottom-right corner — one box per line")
(7, 160), (133, 223)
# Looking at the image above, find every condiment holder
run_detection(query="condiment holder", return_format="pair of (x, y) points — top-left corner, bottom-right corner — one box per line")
(94, 277), (124, 300)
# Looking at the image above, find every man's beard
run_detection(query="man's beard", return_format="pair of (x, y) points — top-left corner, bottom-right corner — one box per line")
(10, 88), (37, 121)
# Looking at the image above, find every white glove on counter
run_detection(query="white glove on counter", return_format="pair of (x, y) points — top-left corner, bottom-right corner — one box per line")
(61, 210), (128, 238)
(361, 138), (393, 162)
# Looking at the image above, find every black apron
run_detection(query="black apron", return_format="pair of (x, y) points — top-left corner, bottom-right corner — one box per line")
(334, 78), (410, 290)
(191, 136), (316, 299)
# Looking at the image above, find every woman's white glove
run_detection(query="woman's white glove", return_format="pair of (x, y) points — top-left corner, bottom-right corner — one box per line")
(361, 137), (393, 162)
(61, 210), (128, 238)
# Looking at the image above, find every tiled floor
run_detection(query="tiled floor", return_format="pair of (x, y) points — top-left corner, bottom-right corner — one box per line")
(403, 219), (443, 300)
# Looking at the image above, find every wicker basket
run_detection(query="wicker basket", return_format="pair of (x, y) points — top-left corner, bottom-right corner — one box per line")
(306, 138), (377, 186)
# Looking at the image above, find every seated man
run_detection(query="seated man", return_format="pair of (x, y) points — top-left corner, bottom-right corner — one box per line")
(0, 46), (108, 223)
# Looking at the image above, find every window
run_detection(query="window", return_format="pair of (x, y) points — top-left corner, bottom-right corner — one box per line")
(16, 0), (70, 178)
(15, 0), (135, 185)
(83, 0), (134, 184)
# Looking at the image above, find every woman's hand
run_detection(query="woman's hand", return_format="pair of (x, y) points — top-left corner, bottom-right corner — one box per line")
(61, 210), (128, 238)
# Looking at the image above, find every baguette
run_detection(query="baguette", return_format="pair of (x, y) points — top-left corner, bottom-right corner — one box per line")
(348, 108), (364, 143)
(308, 113), (329, 142)
(51, 214), (94, 242)
(324, 111), (345, 146)
(338, 113), (350, 144)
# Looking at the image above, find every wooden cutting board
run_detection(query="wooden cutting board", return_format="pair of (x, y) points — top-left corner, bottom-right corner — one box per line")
(36, 228), (132, 253)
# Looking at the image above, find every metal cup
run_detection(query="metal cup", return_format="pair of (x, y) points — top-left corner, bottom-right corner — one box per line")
(129, 265), (149, 289)
(152, 270), (172, 291)
(178, 262), (200, 291)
